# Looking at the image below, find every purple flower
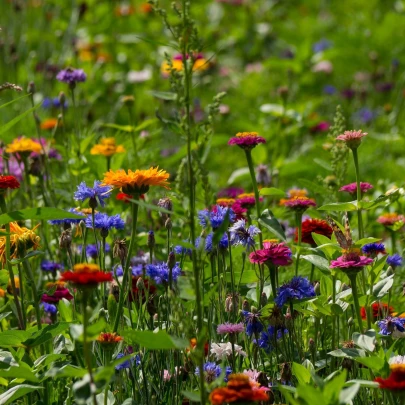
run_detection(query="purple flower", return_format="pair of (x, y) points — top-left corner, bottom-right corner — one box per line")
(174, 242), (192, 256)
(56, 68), (87, 86)
(146, 262), (181, 284)
(198, 205), (235, 229)
(41, 302), (57, 315)
(113, 264), (143, 278)
(228, 132), (266, 150)
(43, 97), (68, 109)
(79, 242), (111, 260)
(377, 316), (405, 336)
(355, 107), (375, 124)
(217, 322), (245, 335)
(85, 213), (125, 231)
(196, 232), (228, 253)
(195, 362), (232, 383)
(41, 260), (63, 272)
(323, 85), (337, 95)
(256, 325), (288, 352)
(339, 182), (373, 195)
(312, 39), (332, 53)
(241, 310), (263, 337)
(217, 187), (245, 199)
(249, 241), (293, 267)
(387, 254), (403, 268)
(74, 180), (112, 208)
(362, 243), (386, 257)
(229, 219), (260, 250)
(275, 276), (315, 307)
(115, 353), (141, 370)
(48, 208), (86, 225)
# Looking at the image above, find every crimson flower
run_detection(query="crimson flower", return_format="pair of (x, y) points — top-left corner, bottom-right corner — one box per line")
(295, 218), (332, 245)
(61, 263), (112, 287)
(0, 175), (20, 190)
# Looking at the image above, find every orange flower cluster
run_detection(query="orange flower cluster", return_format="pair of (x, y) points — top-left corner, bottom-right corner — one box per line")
(91, 138), (125, 157)
(209, 374), (269, 405)
(97, 332), (123, 345)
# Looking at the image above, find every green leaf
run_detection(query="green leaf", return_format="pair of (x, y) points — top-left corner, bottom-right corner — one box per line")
(9, 250), (45, 265)
(0, 93), (30, 110)
(372, 275), (394, 299)
(79, 134), (95, 154)
(58, 298), (73, 322)
(122, 330), (188, 350)
(0, 330), (31, 348)
(328, 348), (366, 358)
(354, 237), (381, 247)
(292, 362), (311, 385)
(0, 208), (84, 225)
(181, 391), (201, 402)
(259, 209), (286, 241)
(313, 158), (333, 171)
(0, 384), (42, 405)
(355, 356), (385, 372)
(102, 124), (134, 132)
(0, 366), (40, 382)
(318, 201), (357, 211)
(177, 277), (196, 301)
(360, 191), (400, 210)
(148, 91), (177, 100)
(259, 187), (285, 197)
(23, 322), (70, 347)
(45, 364), (87, 379)
(301, 255), (330, 274)
(339, 383), (360, 404)
(352, 330), (376, 352)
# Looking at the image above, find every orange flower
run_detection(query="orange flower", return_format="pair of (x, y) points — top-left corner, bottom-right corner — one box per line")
(0, 222), (40, 263)
(216, 198), (235, 207)
(209, 374), (269, 405)
(40, 118), (59, 130)
(90, 138), (125, 157)
(5, 137), (42, 154)
(60, 263), (112, 286)
(97, 332), (123, 345)
(102, 167), (170, 195)
(0, 288), (5, 298)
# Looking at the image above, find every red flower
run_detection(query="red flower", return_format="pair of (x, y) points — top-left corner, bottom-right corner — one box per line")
(128, 276), (156, 302)
(116, 192), (144, 203)
(295, 218), (333, 245)
(360, 302), (393, 320)
(249, 241), (293, 267)
(189, 338), (209, 356)
(375, 366), (405, 391)
(0, 175), (20, 190)
(61, 263), (112, 286)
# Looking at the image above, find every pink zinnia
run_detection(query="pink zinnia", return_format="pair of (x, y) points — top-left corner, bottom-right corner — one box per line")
(217, 322), (245, 335)
(228, 132), (266, 150)
(339, 182), (373, 195)
(282, 196), (316, 212)
(336, 129), (368, 149)
(330, 252), (373, 273)
(377, 213), (405, 227)
(249, 242), (293, 267)
(41, 287), (73, 303)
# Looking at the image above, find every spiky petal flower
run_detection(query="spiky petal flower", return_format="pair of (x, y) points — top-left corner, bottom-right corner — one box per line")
(85, 212), (125, 231)
(330, 252), (373, 274)
(295, 218), (332, 245)
(48, 208), (86, 226)
(387, 254), (403, 268)
(361, 302), (393, 320)
(336, 129), (368, 149)
(229, 219), (260, 250)
(217, 322), (245, 335)
(375, 357), (405, 392)
(5, 137), (42, 154)
(241, 310), (263, 337)
(195, 362), (232, 383)
(377, 316), (405, 336)
(228, 132), (266, 150)
(198, 205), (235, 229)
(339, 182), (373, 195)
(90, 138), (125, 157)
(102, 167), (170, 195)
(275, 276), (315, 307)
(146, 262), (181, 284)
(74, 180), (112, 208)
(362, 243), (386, 257)
(249, 241), (293, 267)
(0, 175), (20, 190)
(56, 67), (87, 86)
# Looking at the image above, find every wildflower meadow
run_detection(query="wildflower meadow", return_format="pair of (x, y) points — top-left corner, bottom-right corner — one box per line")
(2, 1), (405, 404)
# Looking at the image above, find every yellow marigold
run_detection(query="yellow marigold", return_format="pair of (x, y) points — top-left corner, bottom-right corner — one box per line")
(0, 222), (40, 263)
(237, 193), (255, 199)
(102, 167), (170, 195)
(6, 137), (42, 154)
(90, 138), (125, 157)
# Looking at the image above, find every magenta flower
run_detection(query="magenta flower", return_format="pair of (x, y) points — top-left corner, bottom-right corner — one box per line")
(336, 129), (367, 149)
(249, 242), (293, 267)
(282, 197), (316, 212)
(228, 132), (266, 150)
(330, 252), (373, 274)
(217, 322), (245, 335)
(339, 182), (373, 195)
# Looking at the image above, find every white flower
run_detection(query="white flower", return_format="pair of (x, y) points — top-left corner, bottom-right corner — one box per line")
(389, 355), (405, 364)
(210, 342), (247, 361)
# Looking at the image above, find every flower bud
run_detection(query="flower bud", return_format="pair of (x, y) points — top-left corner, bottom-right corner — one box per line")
(59, 91), (66, 106)
(59, 230), (72, 249)
(314, 282), (320, 295)
(113, 238), (127, 264)
(147, 231), (155, 250)
(309, 338), (315, 347)
(386, 266), (394, 276)
(348, 317), (354, 326)
(121, 95), (135, 106)
(165, 217), (172, 230)
(27, 81), (35, 94)
(89, 196), (98, 209)
(242, 300), (250, 311)
(167, 251), (176, 270)
(158, 197), (172, 216)
(100, 227), (109, 239)
(260, 292), (268, 307)
(136, 277), (145, 291)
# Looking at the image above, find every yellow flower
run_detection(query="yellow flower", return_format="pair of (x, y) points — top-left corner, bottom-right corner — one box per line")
(160, 57), (209, 75)
(237, 193), (255, 199)
(73, 263), (101, 273)
(6, 137), (42, 154)
(102, 167), (170, 195)
(216, 198), (235, 207)
(90, 138), (125, 157)
(0, 222), (40, 263)
(235, 132), (260, 138)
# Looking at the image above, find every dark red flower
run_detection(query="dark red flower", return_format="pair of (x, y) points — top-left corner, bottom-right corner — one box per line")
(295, 218), (333, 245)
(361, 302), (393, 320)
(375, 366), (405, 391)
(128, 276), (156, 302)
(0, 175), (20, 190)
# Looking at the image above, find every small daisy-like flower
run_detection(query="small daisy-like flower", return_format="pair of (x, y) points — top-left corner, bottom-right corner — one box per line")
(56, 67), (87, 87)
(249, 241), (293, 267)
(377, 316), (405, 336)
(146, 262), (181, 284)
(281, 196), (316, 212)
(387, 254), (403, 268)
(217, 322), (245, 335)
(90, 138), (125, 157)
(295, 218), (332, 246)
(339, 182), (373, 195)
(97, 332), (123, 347)
(275, 276), (315, 307)
(198, 205), (235, 229)
(5, 137), (42, 155)
(74, 180), (112, 208)
(228, 132), (266, 150)
(229, 219), (260, 250)
(336, 129), (368, 149)
(0, 175), (20, 190)
(362, 243), (386, 257)
(102, 167), (170, 195)
(377, 213), (404, 227)
(60, 263), (112, 287)
(85, 212), (125, 231)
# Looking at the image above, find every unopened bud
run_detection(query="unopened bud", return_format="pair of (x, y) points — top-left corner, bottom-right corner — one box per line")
(113, 239), (127, 263)
(27, 81), (35, 94)
(348, 317), (354, 326)
(136, 277), (145, 290)
(165, 217), (172, 230)
(153, 313), (158, 321)
(386, 266), (394, 276)
(121, 95), (135, 106)
(147, 297), (156, 317)
(147, 231), (155, 250)
(158, 197), (173, 216)
(309, 338), (315, 347)
(314, 282), (320, 295)
(260, 292), (268, 307)
(89, 196), (98, 209)
(59, 230), (72, 249)
(251, 306), (258, 314)
(59, 91), (66, 105)
(100, 227), (109, 239)
(167, 251), (176, 270)
(242, 300), (250, 311)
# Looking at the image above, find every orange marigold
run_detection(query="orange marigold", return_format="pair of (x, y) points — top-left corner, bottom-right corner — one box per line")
(102, 167), (170, 195)
(90, 138), (125, 157)
(40, 118), (59, 130)
(97, 332), (123, 345)
(6, 137), (42, 154)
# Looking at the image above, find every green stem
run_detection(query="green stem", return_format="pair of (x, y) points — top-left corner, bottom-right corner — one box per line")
(22, 259), (42, 331)
(295, 212), (302, 277)
(269, 264), (277, 300)
(244, 149), (263, 248)
(113, 198), (139, 332)
(352, 148), (364, 239)
(0, 195), (25, 330)
(348, 273), (363, 333)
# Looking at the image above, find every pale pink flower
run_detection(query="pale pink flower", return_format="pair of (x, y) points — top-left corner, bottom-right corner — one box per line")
(336, 130), (368, 149)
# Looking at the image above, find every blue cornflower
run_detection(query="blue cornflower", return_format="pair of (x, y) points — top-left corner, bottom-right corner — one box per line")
(275, 276), (315, 307)
(256, 325), (288, 352)
(229, 219), (260, 250)
(43, 97), (68, 109)
(377, 316), (405, 336)
(362, 243), (386, 257)
(355, 107), (375, 124)
(41, 260), (63, 272)
(323, 85), (337, 95)
(113, 264), (143, 278)
(115, 353), (141, 371)
(312, 38), (331, 53)
(85, 213), (125, 231)
(41, 302), (57, 315)
(387, 254), (403, 268)
(79, 243), (111, 260)
(174, 241), (192, 256)
(146, 262), (181, 284)
(198, 205), (235, 229)
(241, 310), (264, 337)
(74, 180), (112, 208)
(197, 232), (228, 253)
(48, 208), (86, 225)
(195, 362), (231, 383)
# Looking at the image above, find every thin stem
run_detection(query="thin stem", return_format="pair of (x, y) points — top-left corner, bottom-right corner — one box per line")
(269, 264), (277, 300)
(352, 148), (363, 239)
(113, 198), (139, 332)
(295, 212), (302, 277)
(22, 259), (42, 331)
(348, 273), (363, 333)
